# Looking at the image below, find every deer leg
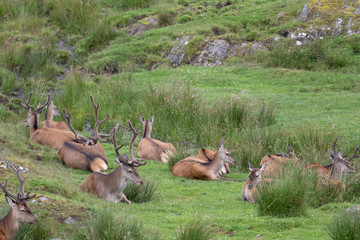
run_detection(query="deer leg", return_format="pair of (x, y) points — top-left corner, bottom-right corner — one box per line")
(120, 192), (132, 204)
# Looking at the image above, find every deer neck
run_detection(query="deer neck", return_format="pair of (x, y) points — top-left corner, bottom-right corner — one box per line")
(0, 208), (20, 239)
(208, 152), (224, 175)
(329, 161), (342, 181)
(45, 105), (52, 121)
(107, 167), (128, 192)
(30, 111), (39, 135)
(142, 121), (151, 138)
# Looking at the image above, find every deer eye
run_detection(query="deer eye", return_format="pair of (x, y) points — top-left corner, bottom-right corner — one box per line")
(128, 169), (133, 173)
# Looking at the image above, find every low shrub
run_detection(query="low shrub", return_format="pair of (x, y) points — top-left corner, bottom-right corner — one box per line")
(123, 179), (156, 203)
(175, 219), (213, 240)
(326, 211), (360, 240)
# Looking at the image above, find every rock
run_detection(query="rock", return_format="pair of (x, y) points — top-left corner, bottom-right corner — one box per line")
(347, 204), (360, 213)
(65, 217), (76, 224)
(126, 16), (158, 37)
(194, 39), (231, 66)
(275, 12), (285, 24)
(355, 6), (360, 15)
(167, 36), (191, 67)
(298, 3), (310, 22)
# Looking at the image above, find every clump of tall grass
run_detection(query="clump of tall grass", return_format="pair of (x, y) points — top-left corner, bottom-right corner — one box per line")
(343, 173), (360, 202)
(76, 210), (158, 240)
(326, 211), (360, 240)
(13, 220), (52, 240)
(175, 219), (213, 240)
(123, 179), (156, 203)
(168, 148), (191, 170)
(256, 162), (307, 217)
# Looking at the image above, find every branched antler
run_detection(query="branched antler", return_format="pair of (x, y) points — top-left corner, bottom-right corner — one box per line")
(21, 93), (33, 111)
(90, 96), (110, 142)
(62, 109), (94, 146)
(347, 146), (360, 162)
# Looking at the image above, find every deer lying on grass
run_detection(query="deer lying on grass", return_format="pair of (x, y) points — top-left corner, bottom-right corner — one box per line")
(259, 145), (298, 178)
(313, 138), (357, 192)
(80, 120), (146, 204)
(242, 161), (268, 203)
(172, 138), (237, 180)
(41, 96), (68, 131)
(22, 93), (75, 150)
(0, 166), (37, 240)
(137, 114), (176, 163)
(58, 96), (111, 172)
(197, 148), (231, 175)
(304, 138), (358, 178)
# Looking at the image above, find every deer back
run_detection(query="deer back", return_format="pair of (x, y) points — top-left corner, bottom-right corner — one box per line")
(303, 163), (331, 177)
(58, 140), (108, 172)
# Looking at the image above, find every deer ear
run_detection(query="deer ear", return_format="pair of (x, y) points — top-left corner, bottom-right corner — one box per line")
(219, 138), (225, 151)
(5, 196), (16, 206)
(248, 162), (254, 171)
(140, 113), (145, 123)
(260, 161), (267, 171)
(150, 115), (154, 123)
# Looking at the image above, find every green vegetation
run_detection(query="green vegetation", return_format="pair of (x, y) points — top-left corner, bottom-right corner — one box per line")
(326, 211), (360, 240)
(1, 0), (360, 239)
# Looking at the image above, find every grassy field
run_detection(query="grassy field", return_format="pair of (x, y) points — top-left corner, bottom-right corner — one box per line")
(1, 0), (360, 239)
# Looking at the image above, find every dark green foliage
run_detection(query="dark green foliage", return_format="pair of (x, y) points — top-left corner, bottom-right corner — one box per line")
(157, 9), (174, 27)
(123, 179), (156, 203)
(175, 219), (213, 240)
(343, 173), (360, 202)
(327, 211), (360, 240)
(178, 15), (192, 23)
(75, 210), (158, 240)
(13, 221), (52, 240)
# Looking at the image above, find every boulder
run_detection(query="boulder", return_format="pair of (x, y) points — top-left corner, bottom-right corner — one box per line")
(167, 36), (192, 67)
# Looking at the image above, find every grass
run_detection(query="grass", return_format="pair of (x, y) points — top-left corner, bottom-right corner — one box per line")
(123, 179), (157, 203)
(326, 211), (360, 240)
(175, 219), (213, 240)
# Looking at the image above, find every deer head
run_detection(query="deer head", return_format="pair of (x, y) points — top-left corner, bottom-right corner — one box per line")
(248, 161), (267, 189)
(22, 93), (50, 127)
(328, 138), (357, 179)
(0, 166), (37, 224)
(216, 138), (236, 165)
(112, 120), (146, 186)
(140, 113), (154, 138)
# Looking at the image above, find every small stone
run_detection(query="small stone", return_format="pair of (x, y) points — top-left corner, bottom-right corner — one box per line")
(65, 217), (76, 224)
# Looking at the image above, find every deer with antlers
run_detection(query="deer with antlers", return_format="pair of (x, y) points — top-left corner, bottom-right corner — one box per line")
(309, 138), (358, 192)
(80, 120), (146, 204)
(58, 96), (112, 172)
(41, 96), (68, 131)
(304, 138), (358, 179)
(137, 114), (177, 163)
(172, 138), (237, 180)
(0, 166), (37, 240)
(259, 145), (298, 178)
(22, 93), (75, 150)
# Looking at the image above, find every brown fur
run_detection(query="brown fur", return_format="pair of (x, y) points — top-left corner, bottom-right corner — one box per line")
(43, 120), (68, 131)
(260, 148), (298, 178)
(137, 114), (177, 163)
(197, 148), (231, 174)
(303, 163), (331, 177)
(242, 162), (268, 203)
(172, 139), (236, 180)
(58, 140), (108, 172)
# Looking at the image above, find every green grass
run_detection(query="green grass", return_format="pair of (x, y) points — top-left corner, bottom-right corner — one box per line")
(326, 211), (360, 240)
(175, 219), (213, 240)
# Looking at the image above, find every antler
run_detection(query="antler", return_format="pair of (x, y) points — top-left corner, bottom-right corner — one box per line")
(21, 93), (33, 111)
(127, 120), (146, 167)
(347, 146), (360, 162)
(62, 109), (94, 146)
(35, 94), (50, 114)
(111, 123), (129, 164)
(329, 137), (340, 159)
(90, 96), (110, 142)
(0, 166), (36, 203)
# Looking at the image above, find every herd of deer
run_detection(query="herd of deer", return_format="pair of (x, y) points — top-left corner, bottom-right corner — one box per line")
(0, 93), (358, 239)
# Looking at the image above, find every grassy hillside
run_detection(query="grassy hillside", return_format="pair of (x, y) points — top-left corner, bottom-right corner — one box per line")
(1, 0), (360, 239)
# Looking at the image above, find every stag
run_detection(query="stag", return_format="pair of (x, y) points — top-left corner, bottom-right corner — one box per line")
(58, 96), (112, 172)
(137, 114), (177, 163)
(80, 120), (146, 204)
(21, 93), (75, 150)
(0, 166), (37, 240)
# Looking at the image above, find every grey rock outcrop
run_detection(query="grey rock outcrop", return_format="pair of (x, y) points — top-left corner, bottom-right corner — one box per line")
(127, 16), (158, 37)
(194, 39), (231, 66)
(167, 36), (191, 67)
(347, 204), (360, 213)
(298, 3), (310, 22)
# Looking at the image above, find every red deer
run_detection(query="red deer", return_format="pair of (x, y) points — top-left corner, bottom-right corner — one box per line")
(22, 93), (75, 150)
(172, 138), (237, 180)
(304, 138), (358, 179)
(58, 96), (112, 172)
(316, 138), (357, 192)
(41, 96), (68, 131)
(0, 166), (37, 240)
(137, 114), (176, 163)
(197, 148), (231, 175)
(242, 161), (269, 203)
(80, 120), (146, 204)
(259, 145), (298, 178)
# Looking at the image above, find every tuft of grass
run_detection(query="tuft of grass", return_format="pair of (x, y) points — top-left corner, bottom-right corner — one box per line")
(175, 219), (213, 240)
(123, 179), (157, 203)
(13, 220), (52, 240)
(256, 162), (307, 217)
(326, 211), (360, 240)
(75, 209), (158, 240)
(343, 173), (360, 202)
